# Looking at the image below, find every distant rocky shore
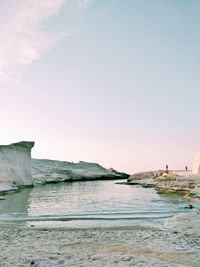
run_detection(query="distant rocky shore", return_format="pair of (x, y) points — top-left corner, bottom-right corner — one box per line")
(127, 170), (200, 202)
(126, 150), (200, 202)
(32, 159), (129, 184)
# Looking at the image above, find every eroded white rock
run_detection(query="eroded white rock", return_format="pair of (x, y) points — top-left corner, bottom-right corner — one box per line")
(32, 159), (126, 183)
(0, 141), (34, 192)
(193, 152), (200, 174)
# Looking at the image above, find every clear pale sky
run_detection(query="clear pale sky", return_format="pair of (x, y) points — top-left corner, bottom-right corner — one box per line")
(0, 0), (200, 173)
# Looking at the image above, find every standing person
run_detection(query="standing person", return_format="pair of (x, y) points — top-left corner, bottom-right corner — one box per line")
(185, 166), (188, 171)
(166, 164), (168, 171)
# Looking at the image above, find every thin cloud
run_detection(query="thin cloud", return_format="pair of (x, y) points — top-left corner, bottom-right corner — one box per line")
(0, 0), (93, 83)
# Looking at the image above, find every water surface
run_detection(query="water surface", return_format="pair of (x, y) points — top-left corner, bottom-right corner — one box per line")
(0, 180), (194, 228)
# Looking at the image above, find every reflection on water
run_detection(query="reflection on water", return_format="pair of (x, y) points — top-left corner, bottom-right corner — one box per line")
(0, 187), (32, 215)
(0, 180), (195, 228)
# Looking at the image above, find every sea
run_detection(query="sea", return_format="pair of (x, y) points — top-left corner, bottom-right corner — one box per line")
(0, 180), (196, 229)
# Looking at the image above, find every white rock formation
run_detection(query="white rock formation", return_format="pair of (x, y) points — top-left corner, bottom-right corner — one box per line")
(0, 141), (127, 194)
(193, 152), (200, 174)
(32, 159), (127, 184)
(0, 141), (34, 192)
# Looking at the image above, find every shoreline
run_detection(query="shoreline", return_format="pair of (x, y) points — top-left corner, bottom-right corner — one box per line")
(0, 177), (127, 197)
(1, 169), (200, 201)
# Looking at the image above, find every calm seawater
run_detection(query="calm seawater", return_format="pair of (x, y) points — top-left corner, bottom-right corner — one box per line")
(0, 180), (194, 228)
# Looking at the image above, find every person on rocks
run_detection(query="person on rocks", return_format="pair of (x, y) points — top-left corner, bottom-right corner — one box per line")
(166, 164), (168, 171)
(185, 166), (188, 171)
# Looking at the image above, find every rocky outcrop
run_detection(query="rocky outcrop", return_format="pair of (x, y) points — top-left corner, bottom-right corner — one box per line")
(127, 171), (162, 188)
(128, 170), (200, 201)
(32, 159), (127, 184)
(0, 141), (34, 193)
(107, 168), (129, 178)
(184, 184), (200, 201)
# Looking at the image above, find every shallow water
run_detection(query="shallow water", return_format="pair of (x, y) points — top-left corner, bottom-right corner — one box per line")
(0, 180), (195, 228)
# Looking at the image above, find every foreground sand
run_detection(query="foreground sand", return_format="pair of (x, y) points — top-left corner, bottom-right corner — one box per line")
(1, 220), (200, 267)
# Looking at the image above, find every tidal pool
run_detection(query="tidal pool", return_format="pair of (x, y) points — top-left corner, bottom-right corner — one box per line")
(0, 180), (195, 228)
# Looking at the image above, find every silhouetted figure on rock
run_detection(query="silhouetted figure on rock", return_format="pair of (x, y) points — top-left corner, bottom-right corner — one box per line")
(166, 164), (168, 171)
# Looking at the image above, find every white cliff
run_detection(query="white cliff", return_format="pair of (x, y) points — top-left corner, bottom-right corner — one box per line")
(0, 141), (127, 194)
(193, 152), (200, 174)
(0, 141), (34, 192)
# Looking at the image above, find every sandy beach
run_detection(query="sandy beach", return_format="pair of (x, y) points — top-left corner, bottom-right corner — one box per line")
(1, 218), (200, 267)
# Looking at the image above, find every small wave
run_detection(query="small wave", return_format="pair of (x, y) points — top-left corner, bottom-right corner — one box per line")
(0, 212), (173, 222)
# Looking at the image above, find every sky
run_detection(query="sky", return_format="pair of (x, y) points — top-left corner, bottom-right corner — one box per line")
(0, 0), (200, 173)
